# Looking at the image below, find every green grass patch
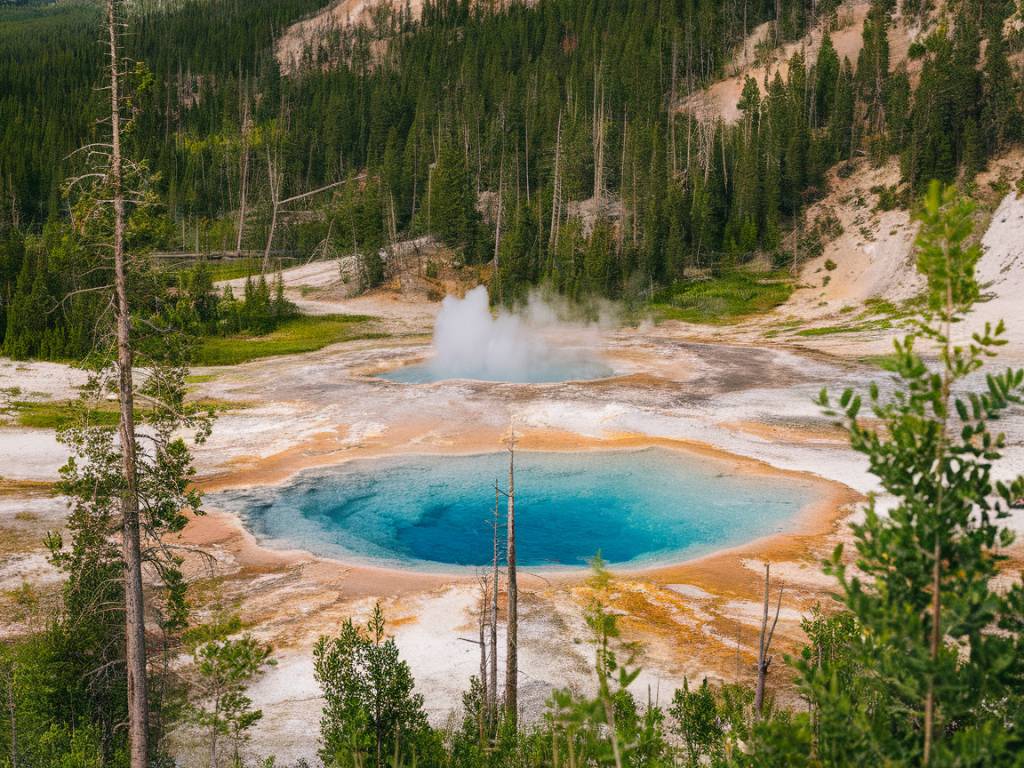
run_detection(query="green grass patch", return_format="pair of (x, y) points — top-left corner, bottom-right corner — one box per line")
(174, 257), (302, 284)
(193, 314), (384, 366)
(859, 353), (900, 369)
(0, 478), (56, 497)
(649, 271), (794, 324)
(6, 398), (242, 429)
(185, 373), (217, 384)
(862, 296), (926, 319)
(9, 400), (122, 429)
(203, 259), (263, 282)
(795, 318), (893, 337)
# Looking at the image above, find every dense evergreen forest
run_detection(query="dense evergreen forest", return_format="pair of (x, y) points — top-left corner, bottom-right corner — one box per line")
(1, 0), (1022, 359)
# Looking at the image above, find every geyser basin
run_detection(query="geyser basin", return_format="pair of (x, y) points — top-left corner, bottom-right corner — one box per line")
(212, 449), (818, 570)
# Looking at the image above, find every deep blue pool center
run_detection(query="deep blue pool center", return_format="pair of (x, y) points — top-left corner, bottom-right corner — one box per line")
(212, 449), (817, 570)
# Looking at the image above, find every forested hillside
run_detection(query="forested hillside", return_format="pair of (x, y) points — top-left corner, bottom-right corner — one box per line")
(0, 0), (1022, 359)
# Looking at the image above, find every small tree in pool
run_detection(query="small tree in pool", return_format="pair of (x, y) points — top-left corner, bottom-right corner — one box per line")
(752, 182), (1024, 766)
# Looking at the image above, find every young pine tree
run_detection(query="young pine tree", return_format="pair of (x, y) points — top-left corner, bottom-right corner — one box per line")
(752, 182), (1024, 766)
(313, 604), (436, 768)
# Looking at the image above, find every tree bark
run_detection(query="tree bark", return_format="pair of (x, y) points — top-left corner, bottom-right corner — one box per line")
(548, 112), (562, 251)
(504, 436), (518, 723)
(478, 576), (488, 742)
(235, 98), (250, 258)
(5, 661), (16, 768)
(493, 158), (504, 301)
(107, 2), (149, 765)
(489, 483), (500, 724)
(754, 563), (782, 717)
(263, 150), (280, 274)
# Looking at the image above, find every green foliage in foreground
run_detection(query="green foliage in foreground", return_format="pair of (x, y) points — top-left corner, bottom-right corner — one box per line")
(649, 271), (794, 324)
(750, 182), (1024, 766)
(314, 604), (438, 768)
(192, 314), (383, 366)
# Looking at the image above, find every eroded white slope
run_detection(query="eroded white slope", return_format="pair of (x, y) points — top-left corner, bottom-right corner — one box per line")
(967, 191), (1024, 356)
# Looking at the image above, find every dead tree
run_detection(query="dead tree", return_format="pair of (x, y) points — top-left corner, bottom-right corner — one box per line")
(754, 562), (783, 717)
(489, 481), (501, 723)
(263, 149), (281, 272)
(460, 577), (492, 745)
(504, 433), (518, 723)
(262, 171), (365, 272)
(106, 2), (149, 765)
(2, 658), (16, 768)
(592, 62), (606, 202)
(478, 574), (490, 719)
(235, 95), (252, 258)
(493, 151), (505, 301)
(548, 111), (563, 251)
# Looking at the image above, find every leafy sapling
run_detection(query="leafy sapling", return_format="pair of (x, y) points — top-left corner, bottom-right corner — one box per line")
(809, 181), (1024, 765)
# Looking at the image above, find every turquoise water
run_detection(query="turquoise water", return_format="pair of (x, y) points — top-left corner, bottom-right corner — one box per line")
(212, 449), (817, 570)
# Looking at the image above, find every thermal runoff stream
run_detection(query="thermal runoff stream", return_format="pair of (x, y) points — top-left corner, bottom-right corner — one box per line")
(211, 449), (818, 569)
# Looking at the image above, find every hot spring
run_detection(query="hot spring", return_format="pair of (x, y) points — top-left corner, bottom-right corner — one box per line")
(380, 286), (614, 383)
(211, 449), (818, 570)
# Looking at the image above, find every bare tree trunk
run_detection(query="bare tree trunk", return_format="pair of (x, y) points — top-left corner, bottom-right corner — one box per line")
(549, 111), (563, 251)
(493, 157), (504, 300)
(478, 575), (489, 735)
(754, 563), (783, 717)
(524, 112), (530, 202)
(4, 661), (16, 768)
(489, 483), (500, 723)
(263, 150), (280, 273)
(107, 3), (149, 766)
(618, 114), (628, 256)
(592, 62), (605, 202)
(670, 36), (678, 175)
(504, 434), (518, 723)
(235, 98), (251, 258)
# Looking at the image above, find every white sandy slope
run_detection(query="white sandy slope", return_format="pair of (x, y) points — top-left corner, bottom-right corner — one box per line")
(785, 159), (923, 319)
(965, 191), (1024, 355)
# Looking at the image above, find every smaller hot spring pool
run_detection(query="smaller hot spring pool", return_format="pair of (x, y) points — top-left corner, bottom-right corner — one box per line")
(211, 449), (818, 570)
(381, 358), (614, 384)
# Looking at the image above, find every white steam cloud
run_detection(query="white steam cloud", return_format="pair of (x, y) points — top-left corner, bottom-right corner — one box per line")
(425, 286), (612, 383)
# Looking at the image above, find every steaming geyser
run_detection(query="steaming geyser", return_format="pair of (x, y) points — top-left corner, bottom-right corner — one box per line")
(213, 449), (818, 569)
(382, 286), (613, 383)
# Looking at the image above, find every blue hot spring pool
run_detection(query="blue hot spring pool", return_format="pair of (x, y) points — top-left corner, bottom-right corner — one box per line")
(211, 449), (818, 570)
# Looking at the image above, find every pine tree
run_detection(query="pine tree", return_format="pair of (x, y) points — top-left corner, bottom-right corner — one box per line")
(429, 139), (479, 258)
(814, 32), (839, 128)
(980, 19), (1020, 154)
(750, 183), (1024, 766)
